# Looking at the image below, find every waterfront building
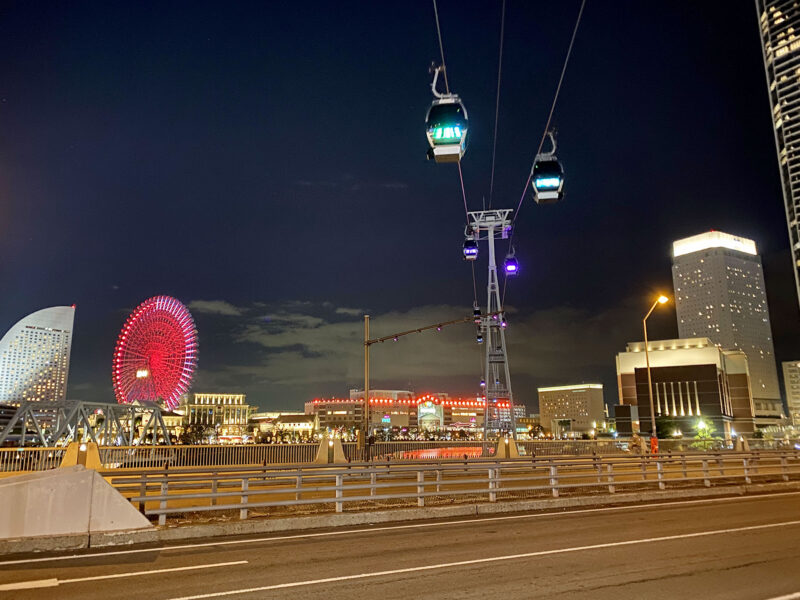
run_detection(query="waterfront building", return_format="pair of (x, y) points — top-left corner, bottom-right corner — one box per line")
(0, 306), (75, 406)
(616, 338), (756, 437)
(538, 384), (605, 437)
(179, 393), (253, 442)
(672, 231), (783, 425)
(782, 360), (800, 426)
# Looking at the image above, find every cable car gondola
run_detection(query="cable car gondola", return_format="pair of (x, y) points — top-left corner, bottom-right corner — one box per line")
(531, 131), (564, 204)
(463, 237), (478, 260)
(504, 251), (519, 276)
(426, 66), (468, 163)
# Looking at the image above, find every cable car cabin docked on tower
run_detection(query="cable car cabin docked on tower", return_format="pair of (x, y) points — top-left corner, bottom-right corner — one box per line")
(426, 98), (468, 163)
(532, 158), (564, 204)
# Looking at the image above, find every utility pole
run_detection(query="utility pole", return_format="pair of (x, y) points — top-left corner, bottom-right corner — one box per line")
(363, 314), (370, 452)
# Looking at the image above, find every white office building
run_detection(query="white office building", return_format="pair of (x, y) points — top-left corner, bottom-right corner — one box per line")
(0, 306), (75, 405)
(672, 231), (783, 425)
(538, 384), (605, 436)
(782, 360), (800, 426)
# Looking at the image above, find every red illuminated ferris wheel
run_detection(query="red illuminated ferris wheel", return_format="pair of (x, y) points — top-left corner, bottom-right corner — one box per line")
(112, 296), (198, 410)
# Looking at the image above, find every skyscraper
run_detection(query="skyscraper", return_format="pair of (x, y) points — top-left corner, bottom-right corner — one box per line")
(781, 360), (800, 426)
(672, 231), (783, 426)
(0, 306), (75, 406)
(755, 0), (800, 308)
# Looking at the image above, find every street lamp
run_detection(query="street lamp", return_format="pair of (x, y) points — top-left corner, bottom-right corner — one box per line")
(643, 295), (669, 454)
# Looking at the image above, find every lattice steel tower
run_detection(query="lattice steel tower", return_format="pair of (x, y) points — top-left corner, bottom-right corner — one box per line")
(467, 209), (517, 438)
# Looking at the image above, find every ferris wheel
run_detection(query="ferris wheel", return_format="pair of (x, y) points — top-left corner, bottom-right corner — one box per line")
(112, 296), (198, 410)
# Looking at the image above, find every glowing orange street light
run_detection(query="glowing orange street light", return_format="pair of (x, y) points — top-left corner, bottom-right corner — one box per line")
(643, 295), (670, 454)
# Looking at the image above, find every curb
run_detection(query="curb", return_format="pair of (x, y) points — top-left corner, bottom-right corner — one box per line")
(5, 481), (800, 555)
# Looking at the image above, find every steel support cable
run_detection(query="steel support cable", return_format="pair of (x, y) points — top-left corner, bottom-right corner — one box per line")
(502, 0), (586, 307)
(488, 0), (507, 209)
(433, 0), (477, 306)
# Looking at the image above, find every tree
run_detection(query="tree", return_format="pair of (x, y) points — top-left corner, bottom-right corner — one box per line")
(655, 416), (678, 439)
(691, 420), (717, 451)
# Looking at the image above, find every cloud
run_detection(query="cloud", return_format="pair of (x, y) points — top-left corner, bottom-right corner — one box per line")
(184, 297), (656, 411)
(188, 300), (245, 316)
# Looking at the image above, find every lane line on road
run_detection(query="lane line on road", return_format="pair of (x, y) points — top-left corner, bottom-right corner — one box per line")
(0, 560), (247, 592)
(764, 594), (800, 600)
(165, 520), (800, 599)
(2, 490), (799, 567)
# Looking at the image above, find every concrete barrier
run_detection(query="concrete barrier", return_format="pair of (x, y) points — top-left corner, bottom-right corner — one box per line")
(314, 437), (348, 464)
(0, 464), (152, 541)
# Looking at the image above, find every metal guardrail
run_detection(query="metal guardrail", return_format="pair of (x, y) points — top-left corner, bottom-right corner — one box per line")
(0, 447), (66, 472)
(107, 450), (800, 525)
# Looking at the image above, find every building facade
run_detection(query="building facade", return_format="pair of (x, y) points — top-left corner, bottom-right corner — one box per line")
(672, 231), (783, 424)
(180, 393), (253, 442)
(616, 338), (756, 437)
(0, 306), (75, 406)
(537, 384), (605, 436)
(756, 0), (800, 307)
(782, 360), (800, 426)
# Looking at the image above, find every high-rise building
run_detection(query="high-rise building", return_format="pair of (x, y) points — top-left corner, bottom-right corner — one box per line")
(0, 306), (75, 406)
(671, 231), (783, 425)
(756, 1), (800, 307)
(782, 360), (800, 426)
(537, 384), (605, 436)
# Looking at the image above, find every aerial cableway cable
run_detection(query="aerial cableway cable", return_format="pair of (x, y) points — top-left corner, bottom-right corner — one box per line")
(502, 0), (587, 306)
(432, 0), (479, 310)
(488, 0), (506, 210)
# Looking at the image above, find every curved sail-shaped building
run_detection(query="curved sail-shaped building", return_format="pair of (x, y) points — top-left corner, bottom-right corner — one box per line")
(0, 306), (75, 405)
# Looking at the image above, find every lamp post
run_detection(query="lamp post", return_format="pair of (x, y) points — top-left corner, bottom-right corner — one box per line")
(643, 295), (669, 455)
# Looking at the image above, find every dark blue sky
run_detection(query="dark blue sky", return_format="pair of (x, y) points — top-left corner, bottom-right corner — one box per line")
(1, 1), (797, 411)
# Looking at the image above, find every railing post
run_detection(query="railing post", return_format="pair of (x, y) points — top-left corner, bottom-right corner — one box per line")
(139, 473), (148, 514)
(656, 460), (665, 490)
(158, 480), (167, 526)
(702, 459), (710, 487)
(743, 457), (752, 484)
(717, 456), (725, 477)
(607, 463), (615, 494)
(488, 468), (496, 502)
(640, 455), (647, 481)
(417, 470), (425, 507)
(240, 477), (249, 520)
(681, 455), (687, 479)
(211, 471), (218, 506)
(335, 474), (343, 513)
(436, 469), (442, 493)
(594, 454), (601, 484)
(781, 455), (789, 482)
(296, 473), (302, 501)
(370, 471), (377, 497)
(549, 462), (559, 498)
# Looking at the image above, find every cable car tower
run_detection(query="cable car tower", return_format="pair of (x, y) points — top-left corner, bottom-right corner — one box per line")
(466, 209), (517, 439)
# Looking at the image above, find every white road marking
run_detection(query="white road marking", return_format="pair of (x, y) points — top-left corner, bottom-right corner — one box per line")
(166, 520), (800, 600)
(1, 490), (798, 567)
(0, 561), (247, 592)
(763, 594), (800, 600)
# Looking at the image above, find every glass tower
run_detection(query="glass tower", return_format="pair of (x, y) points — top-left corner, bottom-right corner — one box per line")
(756, 0), (800, 309)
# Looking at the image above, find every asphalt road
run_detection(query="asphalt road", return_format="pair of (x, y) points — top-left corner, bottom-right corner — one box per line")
(2, 492), (800, 599)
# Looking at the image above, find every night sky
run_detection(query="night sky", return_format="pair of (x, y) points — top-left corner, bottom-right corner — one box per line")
(1, 1), (798, 413)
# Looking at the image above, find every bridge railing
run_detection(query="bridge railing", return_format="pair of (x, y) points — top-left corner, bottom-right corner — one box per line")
(0, 447), (66, 472)
(108, 450), (800, 526)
